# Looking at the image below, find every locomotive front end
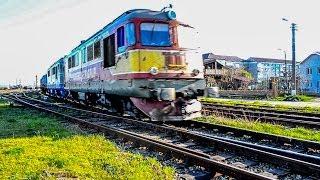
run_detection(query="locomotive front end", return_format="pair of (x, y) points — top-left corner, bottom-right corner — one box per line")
(123, 10), (205, 120)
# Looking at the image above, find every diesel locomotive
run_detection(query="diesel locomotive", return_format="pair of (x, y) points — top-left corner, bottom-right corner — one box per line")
(41, 8), (205, 121)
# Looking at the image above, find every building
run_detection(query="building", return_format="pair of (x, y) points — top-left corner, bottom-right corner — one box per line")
(202, 53), (252, 89)
(203, 53), (243, 70)
(299, 52), (320, 94)
(202, 53), (244, 77)
(242, 57), (293, 89)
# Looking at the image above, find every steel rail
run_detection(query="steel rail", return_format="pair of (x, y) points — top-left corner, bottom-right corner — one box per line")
(202, 101), (320, 118)
(202, 103), (320, 129)
(164, 120), (320, 165)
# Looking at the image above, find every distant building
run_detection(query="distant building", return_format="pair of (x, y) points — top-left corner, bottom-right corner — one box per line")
(202, 53), (251, 89)
(242, 57), (293, 88)
(202, 53), (243, 70)
(299, 52), (320, 94)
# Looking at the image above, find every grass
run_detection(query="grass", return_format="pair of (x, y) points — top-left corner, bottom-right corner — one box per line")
(0, 100), (175, 179)
(273, 94), (315, 102)
(200, 97), (320, 114)
(0, 136), (174, 179)
(0, 105), (75, 138)
(197, 116), (320, 142)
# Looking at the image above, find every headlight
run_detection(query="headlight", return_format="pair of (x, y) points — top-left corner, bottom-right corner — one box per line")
(192, 69), (200, 76)
(167, 10), (176, 20)
(149, 67), (159, 75)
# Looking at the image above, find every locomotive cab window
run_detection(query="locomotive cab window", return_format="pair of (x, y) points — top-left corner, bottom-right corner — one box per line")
(140, 23), (171, 47)
(126, 23), (135, 46)
(117, 27), (125, 53)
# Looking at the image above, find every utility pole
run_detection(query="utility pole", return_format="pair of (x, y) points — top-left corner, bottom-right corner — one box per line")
(35, 75), (38, 89)
(291, 23), (297, 95)
(282, 18), (298, 95)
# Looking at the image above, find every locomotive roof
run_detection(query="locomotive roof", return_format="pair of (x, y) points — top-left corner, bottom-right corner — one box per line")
(48, 58), (64, 69)
(70, 9), (172, 53)
(47, 9), (173, 76)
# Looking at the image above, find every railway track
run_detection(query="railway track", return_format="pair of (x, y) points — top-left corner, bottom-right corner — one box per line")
(24, 92), (320, 164)
(202, 102), (320, 129)
(2, 93), (320, 179)
(164, 120), (320, 165)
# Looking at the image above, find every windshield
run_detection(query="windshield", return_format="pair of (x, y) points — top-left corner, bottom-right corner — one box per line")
(140, 23), (171, 47)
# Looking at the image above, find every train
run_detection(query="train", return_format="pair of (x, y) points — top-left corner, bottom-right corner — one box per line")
(40, 8), (206, 121)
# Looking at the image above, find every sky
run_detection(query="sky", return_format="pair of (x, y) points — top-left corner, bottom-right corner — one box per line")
(0, 0), (319, 86)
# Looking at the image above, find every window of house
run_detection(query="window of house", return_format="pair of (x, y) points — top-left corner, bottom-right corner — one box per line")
(94, 41), (101, 59)
(87, 44), (94, 61)
(126, 23), (135, 46)
(318, 67), (320, 74)
(117, 26), (125, 52)
(317, 81), (320, 88)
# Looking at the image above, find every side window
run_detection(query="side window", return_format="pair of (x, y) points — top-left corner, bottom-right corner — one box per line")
(48, 70), (50, 77)
(82, 48), (86, 64)
(103, 34), (115, 68)
(75, 53), (79, 67)
(71, 55), (75, 67)
(55, 67), (58, 79)
(117, 26), (125, 53)
(126, 23), (135, 46)
(68, 57), (72, 69)
(51, 68), (55, 76)
(60, 63), (64, 74)
(87, 44), (94, 61)
(94, 41), (101, 59)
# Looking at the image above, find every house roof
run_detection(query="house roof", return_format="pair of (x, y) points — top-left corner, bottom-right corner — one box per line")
(202, 53), (244, 65)
(245, 57), (287, 64)
(300, 52), (320, 64)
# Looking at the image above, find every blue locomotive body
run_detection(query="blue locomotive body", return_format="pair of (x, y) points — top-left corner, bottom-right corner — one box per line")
(46, 58), (67, 97)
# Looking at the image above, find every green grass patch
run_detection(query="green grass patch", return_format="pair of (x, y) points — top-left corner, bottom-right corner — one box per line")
(200, 97), (320, 114)
(0, 99), (175, 179)
(273, 95), (315, 102)
(0, 135), (175, 179)
(0, 104), (76, 139)
(197, 116), (320, 142)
